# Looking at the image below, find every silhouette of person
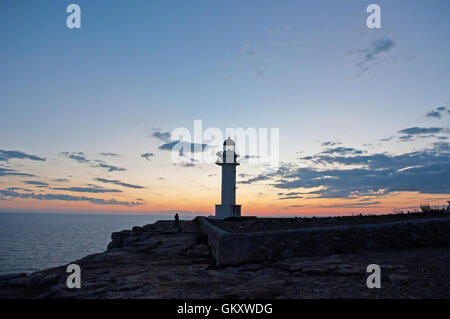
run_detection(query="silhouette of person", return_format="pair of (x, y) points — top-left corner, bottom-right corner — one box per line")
(174, 213), (180, 231)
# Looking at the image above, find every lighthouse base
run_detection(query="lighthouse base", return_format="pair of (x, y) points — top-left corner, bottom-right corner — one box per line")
(215, 204), (241, 219)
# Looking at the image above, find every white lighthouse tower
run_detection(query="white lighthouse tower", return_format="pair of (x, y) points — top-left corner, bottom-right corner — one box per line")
(215, 137), (241, 219)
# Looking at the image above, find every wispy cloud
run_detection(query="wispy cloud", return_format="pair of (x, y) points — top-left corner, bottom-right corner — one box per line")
(61, 152), (126, 172)
(23, 181), (49, 186)
(95, 178), (145, 189)
(0, 167), (35, 177)
(0, 189), (143, 207)
(100, 152), (120, 157)
(150, 129), (210, 156)
(52, 186), (122, 193)
(321, 147), (365, 155)
(355, 37), (395, 76)
(279, 195), (304, 200)
(398, 127), (443, 135)
(426, 106), (447, 119)
(7, 187), (32, 192)
(141, 153), (154, 161)
(94, 161), (126, 172)
(52, 178), (69, 182)
(426, 110), (441, 119)
(321, 141), (341, 147)
(318, 201), (381, 208)
(178, 162), (196, 167)
(60, 152), (89, 163)
(0, 150), (45, 162)
(158, 141), (209, 155)
(151, 130), (171, 142)
(396, 126), (449, 142)
(240, 174), (271, 184)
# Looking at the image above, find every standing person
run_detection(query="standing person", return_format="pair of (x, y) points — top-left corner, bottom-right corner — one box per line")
(174, 213), (180, 231)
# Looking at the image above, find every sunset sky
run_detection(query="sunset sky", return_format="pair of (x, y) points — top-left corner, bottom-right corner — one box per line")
(1, 0), (449, 216)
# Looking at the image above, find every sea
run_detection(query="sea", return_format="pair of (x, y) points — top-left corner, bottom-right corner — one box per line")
(0, 212), (191, 275)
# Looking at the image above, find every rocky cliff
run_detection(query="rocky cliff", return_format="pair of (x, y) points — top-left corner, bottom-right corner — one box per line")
(1, 217), (450, 298)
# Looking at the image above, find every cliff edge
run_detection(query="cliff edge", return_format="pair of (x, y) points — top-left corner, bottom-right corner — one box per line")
(1, 216), (450, 298)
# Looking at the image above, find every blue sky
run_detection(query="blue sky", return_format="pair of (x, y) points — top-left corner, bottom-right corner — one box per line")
(0, 0), (449, 215)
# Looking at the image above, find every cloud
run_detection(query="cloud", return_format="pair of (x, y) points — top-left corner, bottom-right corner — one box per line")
(61, 153), (126, 172)
(398, 135), (414, 142)
(158, 141), (209, 155)
(0, 189), (143, 207)
(141, 153), (154, 161)
(426, 106), (447, 119)
(0, 167), (35, 177)
(95, 178), (145, 189)
(321, 141), (340, 147)
(271, 145), (450, 198)
(426, 111), (442, 119)
(7, 187), (32, 192)
(396, 126), (449, 142)
(150, 129), (210, 156)
(286, 192), (302, 196)
(23, 181), (49, 186)
(52, 178), (69, 182)
(94, 161), (126, 172)
(398, 127), (443, 135)
(52, 186), (122, 193)
(151, 131), (171, 142)
(433, 141), (450, 152)
(240, 174), (272, 184)
(363, 38), (395, 60)
(0, 150), (45, 162)
(181, 162), (196, 167)
(355, 37), (395, 75)
(279, 195), (304, 200)
(242, 155), (261, 160)
(321, 147), (365, 155)
(173, 162), (196, 168)
(61, 152), (88, 163)
(318, 201), (381, 208)
(100, 153), (120, 157)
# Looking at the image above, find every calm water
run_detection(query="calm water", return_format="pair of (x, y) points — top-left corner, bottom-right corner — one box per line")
(0, 212), (187, 275)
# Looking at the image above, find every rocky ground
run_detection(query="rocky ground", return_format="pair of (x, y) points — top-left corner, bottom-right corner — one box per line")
(1, 219), (449, 298)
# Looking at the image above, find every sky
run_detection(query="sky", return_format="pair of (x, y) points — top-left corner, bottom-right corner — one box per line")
(0, 0), (449, 216)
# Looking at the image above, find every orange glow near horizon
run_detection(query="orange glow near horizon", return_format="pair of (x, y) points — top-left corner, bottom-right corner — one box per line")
(1, 190), (448, 217)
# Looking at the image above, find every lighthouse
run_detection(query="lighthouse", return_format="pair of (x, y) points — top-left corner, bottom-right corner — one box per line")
(215, 137), (241, 219)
